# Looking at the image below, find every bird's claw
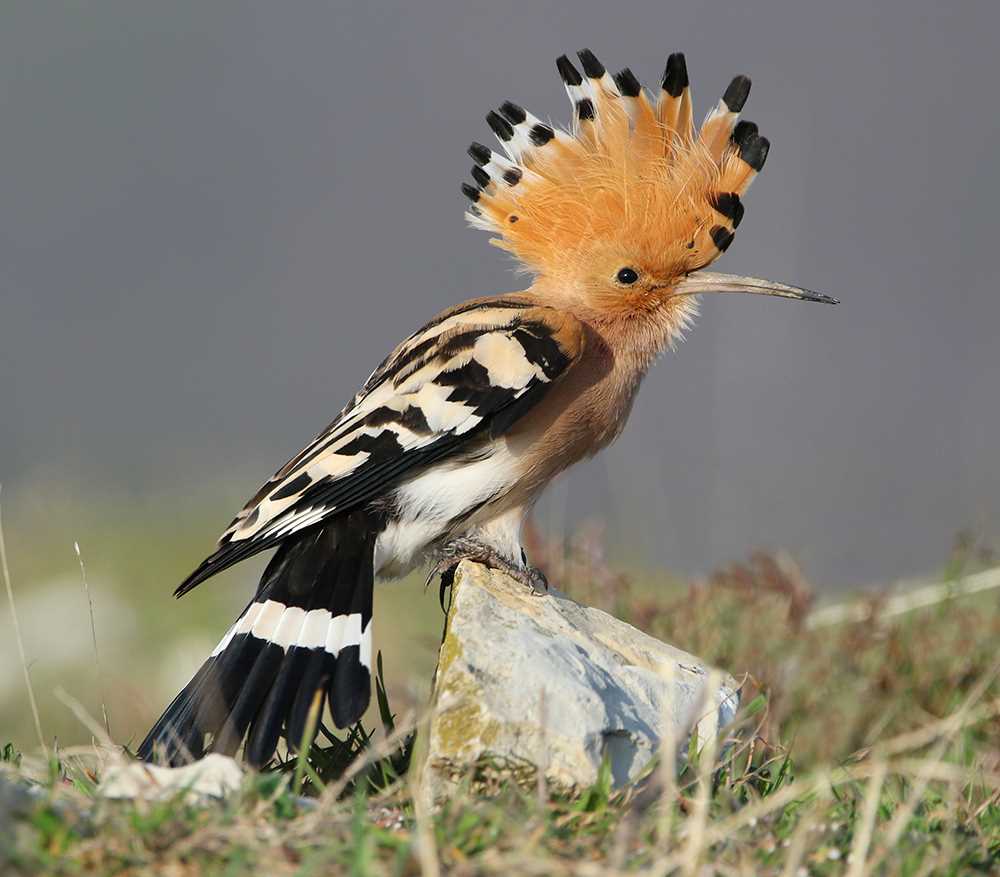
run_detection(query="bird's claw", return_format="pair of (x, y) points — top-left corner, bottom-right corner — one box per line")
(516, 564), (549, 596)
(430, 538), (549, 600)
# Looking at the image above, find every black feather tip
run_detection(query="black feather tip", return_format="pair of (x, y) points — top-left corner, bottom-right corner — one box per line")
(709, 192), (745, 228)
(732, 120), (759, 150)
(743, 135), (770, 172)
(528, 123), (555, 146)
(614, 68), (642, 98)
(710, 225), (735, 252)
(470, 165), (491, 189)
(577, 48), (605, 79)
(732, 121), (769, 172)
(722, 75), (752, 112)
(486, 110), (514, 142)
(556, 54), (583, 87)
(468, 142), (491, 166)
(499, 101), (527, 125)
(662, 52), (689, 98)
(502, 167), (523, 186)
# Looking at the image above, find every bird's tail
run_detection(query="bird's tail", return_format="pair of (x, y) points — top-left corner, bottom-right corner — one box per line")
(137, 511), (376, 767)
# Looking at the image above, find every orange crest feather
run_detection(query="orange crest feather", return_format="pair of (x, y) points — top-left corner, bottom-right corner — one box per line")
(463, 50), (769, 284)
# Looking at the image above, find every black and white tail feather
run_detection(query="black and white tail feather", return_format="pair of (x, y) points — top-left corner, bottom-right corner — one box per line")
(138, 512), (376, 766)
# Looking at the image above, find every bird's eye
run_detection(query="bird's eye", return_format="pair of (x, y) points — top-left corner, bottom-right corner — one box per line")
(616, 267), (639, 285)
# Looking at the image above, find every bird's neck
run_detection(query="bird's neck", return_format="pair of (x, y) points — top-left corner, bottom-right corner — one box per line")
(524, 281), (697, 376)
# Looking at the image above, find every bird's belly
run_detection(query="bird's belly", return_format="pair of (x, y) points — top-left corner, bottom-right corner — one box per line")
(373, 442), (521, 578)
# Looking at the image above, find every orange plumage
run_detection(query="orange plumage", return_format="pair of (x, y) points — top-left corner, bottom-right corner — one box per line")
(464, 52), (767, 303)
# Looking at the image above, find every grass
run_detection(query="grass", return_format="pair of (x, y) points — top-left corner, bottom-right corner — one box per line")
(1, 494), (999, 874)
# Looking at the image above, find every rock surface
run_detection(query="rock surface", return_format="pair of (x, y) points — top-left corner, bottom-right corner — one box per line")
(424, 561), (740, 795)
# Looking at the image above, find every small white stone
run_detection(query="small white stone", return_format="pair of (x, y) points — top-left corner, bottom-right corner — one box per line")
(98, 753), (245, 801)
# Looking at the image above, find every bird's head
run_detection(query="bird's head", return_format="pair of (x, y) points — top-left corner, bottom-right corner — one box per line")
(463, 50), (835, 335)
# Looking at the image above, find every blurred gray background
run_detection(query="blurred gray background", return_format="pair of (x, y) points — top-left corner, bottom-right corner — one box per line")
(2, 0), (998, 589)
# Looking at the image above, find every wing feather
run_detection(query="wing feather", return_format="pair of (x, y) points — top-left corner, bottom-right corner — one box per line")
(174, 298), (583, 596)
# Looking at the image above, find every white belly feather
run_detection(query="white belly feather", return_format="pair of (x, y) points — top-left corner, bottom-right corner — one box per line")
(373, 441), (523, 577)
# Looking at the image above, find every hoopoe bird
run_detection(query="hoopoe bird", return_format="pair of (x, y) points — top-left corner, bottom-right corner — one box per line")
(139, 49), (835, 766)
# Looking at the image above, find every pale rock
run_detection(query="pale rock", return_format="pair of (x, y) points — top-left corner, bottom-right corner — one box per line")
(99, 753), (244, 801)
(424, 561), (739, 794)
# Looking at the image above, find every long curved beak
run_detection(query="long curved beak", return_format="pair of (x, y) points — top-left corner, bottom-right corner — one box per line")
(673, 271), (839, 305)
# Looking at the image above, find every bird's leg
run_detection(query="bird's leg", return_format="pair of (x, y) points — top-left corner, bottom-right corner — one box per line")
(430, 537), (549, 597)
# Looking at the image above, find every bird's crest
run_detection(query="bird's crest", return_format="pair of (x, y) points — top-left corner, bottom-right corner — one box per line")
(462, 50), (769, 282)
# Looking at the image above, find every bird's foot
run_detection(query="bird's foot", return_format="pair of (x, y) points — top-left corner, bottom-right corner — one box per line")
(428, 538), (549, 599)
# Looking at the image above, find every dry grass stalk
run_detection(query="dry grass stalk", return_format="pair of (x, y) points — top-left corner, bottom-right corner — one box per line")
(845, 759), (888, 877)
(74, 540), (111, 739)
(679, 670), (722, 877)
(867, 657), (1000, 870)
(779, 807), (822, 877)
(53, 686), (117, 753)
(655, 659), (679, 850)
(0, 485), (47, 758)
(650, 688), (998, 873)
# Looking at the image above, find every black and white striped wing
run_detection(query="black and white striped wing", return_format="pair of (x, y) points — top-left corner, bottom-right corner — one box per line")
(175, 299), (583, 596)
